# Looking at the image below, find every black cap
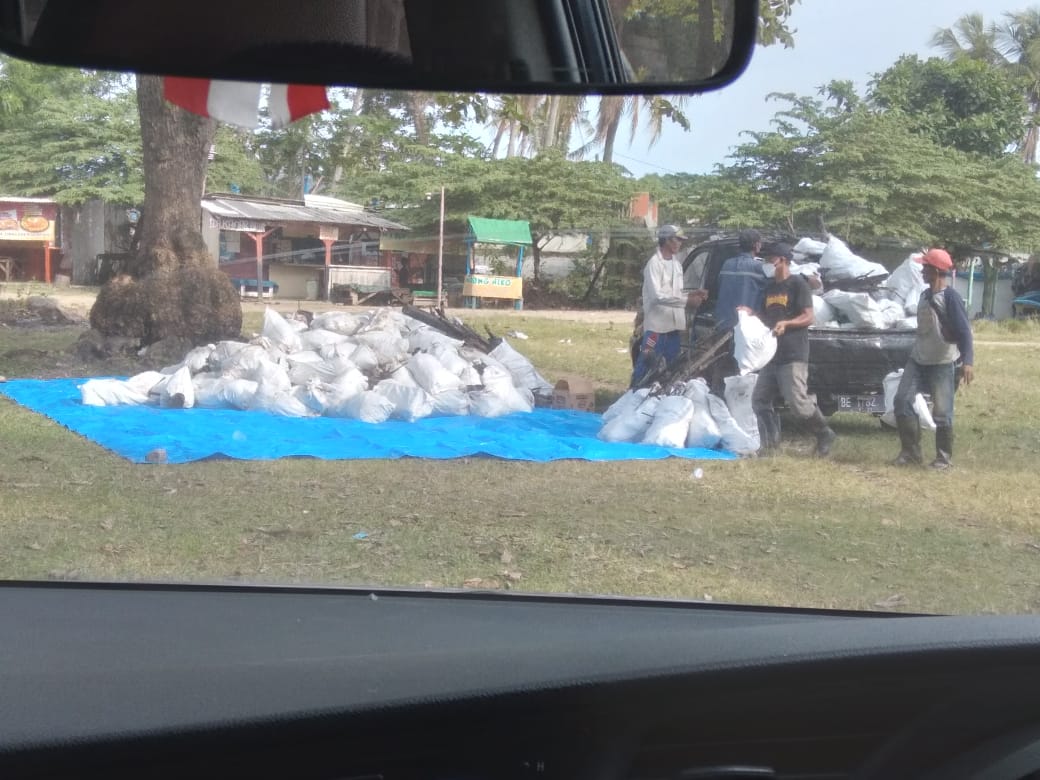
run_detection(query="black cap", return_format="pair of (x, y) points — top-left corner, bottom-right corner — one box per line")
(768, 242), (794, 261)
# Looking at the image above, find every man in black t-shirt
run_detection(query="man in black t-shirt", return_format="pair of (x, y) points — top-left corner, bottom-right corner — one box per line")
(740, 243), (837, 457)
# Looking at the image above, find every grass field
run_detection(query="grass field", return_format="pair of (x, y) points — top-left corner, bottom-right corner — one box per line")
(1, 291), (1038, 614)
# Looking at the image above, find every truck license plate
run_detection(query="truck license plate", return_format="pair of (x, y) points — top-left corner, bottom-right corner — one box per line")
(836, 395), (885, 414)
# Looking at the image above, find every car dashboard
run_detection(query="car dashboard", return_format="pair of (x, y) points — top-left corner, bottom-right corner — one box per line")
(2, 583), (1040, 779)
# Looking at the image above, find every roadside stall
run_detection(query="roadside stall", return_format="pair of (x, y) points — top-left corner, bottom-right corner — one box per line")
(201, 193), (408, 301)
(0, 197), (61, 283)
(462, 216), (531, 310)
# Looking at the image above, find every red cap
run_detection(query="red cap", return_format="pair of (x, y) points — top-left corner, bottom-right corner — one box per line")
(917, 248), (954, 272)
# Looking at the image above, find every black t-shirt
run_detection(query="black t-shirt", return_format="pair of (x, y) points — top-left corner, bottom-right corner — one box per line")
(761, 275), (812, 364)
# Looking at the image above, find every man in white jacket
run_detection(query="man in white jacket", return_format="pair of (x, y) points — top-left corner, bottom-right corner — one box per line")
(630, 225), (706, 386)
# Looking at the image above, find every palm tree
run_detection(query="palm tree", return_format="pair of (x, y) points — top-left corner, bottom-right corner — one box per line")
(930, 13), (1002, 65)
(932, 9), (1040, 163)
(573, 95), (690, 164)
(995, 8), (1040, 163)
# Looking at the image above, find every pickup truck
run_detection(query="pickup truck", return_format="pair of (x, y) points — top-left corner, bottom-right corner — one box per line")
(633, 234), (916, 416)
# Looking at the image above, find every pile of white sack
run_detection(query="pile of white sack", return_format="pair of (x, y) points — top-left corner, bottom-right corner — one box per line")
(769, 236), (924, 332)
(79, 307), (554, 422)
(598, 374), (760, 457)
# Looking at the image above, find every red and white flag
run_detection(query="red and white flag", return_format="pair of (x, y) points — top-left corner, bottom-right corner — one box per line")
(163, 77), (329, 130)
(267, 83), (330, 129)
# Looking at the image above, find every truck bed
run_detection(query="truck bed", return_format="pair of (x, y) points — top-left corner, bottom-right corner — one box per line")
(808, 326), (916, 412)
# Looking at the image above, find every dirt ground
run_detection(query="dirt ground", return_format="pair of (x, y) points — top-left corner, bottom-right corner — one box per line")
(0, 284), (634, 324)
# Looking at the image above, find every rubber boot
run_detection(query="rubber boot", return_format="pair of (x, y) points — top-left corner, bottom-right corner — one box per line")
(892, 416), (923, 466)
(807, 409), (837, 457)
(756, 410), (781, 454)
(931, 426), (953, 470)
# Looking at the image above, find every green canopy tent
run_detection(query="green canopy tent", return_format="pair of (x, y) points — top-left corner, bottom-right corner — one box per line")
(464, 216), (533, 310)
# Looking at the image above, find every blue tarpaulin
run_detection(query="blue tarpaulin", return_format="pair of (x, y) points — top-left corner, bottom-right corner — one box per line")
(0, 378), (737, 465)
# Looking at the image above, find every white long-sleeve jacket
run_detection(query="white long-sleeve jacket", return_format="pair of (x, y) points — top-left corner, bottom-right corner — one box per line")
(641, 250), (687, 333)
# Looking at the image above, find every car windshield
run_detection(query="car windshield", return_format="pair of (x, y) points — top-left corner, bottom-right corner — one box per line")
(0, 0), (1038, 618)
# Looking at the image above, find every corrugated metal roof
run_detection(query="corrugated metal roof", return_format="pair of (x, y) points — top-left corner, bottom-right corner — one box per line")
(202, 195), (408, 231)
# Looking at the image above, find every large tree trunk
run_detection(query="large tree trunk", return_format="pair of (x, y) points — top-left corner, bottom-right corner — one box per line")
(134, 74), (215, 276)
(409, 92), (430, 145)
(90, 74), (242, 348)
(543, 95), (561, 151)
(1022, 122), (1038, 165)
(981, 257), (998, 318)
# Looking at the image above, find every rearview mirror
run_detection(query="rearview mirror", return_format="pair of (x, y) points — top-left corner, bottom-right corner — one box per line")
(0, 0), (757, 94)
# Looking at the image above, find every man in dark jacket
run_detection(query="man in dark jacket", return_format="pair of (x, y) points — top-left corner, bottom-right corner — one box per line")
(892, 248), (975, 470)
(715, 228), (768, 332)
(745, 243), (837, 457)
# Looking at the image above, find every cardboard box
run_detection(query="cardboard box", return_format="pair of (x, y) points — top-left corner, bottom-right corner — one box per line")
(551, 376), (596, 412)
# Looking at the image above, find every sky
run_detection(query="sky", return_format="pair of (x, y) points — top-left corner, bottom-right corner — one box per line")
(600, 0), (1017, 178)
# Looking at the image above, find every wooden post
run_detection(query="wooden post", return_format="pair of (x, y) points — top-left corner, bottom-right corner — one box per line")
(247, 228), (277, 299)
(437, 185), (445, 308)
(44, 243), (52, 284)
(323, 238), (335, 301)
(514, 245), (524, 311)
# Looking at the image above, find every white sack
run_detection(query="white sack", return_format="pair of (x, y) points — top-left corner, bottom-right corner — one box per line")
(407, 353), (465, 395)
(261, 307), (303, 353)
(681, 379), (723, 448)
(249, 382), (312, 417)
(881, 369), (902, 428)
(642, 395), (695, 448)
(733, 310), (777, 375)
(408, 325), (464, 353)
(216, 378), (259, 410)
(878, 298), (909, 328)
(326, 389), (394, 422)
(724, 374), (760, 452)
(598, 395), (660, 443)
(881, 253), (927, 313)
(602, 388), (651, 424)
(209, 340), (249, 369)
(288, 354), (358, 386)
(822, 290), (888, 329)
(80, 378), (150, 407)
(125, 370), (167, 396)
(182, 345), (215, 374)
(686, 405), (722, 450)
(158, 366), (195, 409)
(298, 329), (351, 351)
(794, 237), (827, 257)
(374, 379), (435, 421)
(881, 369), (937, 430)
(819, 235), (889, 282)
(326, 367), (369, 400)
(811, 295), (837, 326)
(431, 389), (471, 417)
(310, 311), (363, 336)
(914, 394), (937, 430)
(292, 380), (331, 415)
(489, 339), (554, 396)
(707, 394), (757, 455)
(471, 364), (533, 415)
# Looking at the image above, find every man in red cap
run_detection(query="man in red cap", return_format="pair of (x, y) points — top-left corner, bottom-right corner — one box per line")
(892, 248), (975, 470)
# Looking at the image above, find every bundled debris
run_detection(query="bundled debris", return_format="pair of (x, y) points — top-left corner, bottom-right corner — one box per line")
(634, 327), (733, 394)
(78, 306), (554, 422)
(599, 374), (760, 457)
(785, 236), (923, 331)
(615, 327), (758, 455)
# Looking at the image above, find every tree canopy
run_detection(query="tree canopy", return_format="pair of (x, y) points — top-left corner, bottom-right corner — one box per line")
(0, 57), (141, 204)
